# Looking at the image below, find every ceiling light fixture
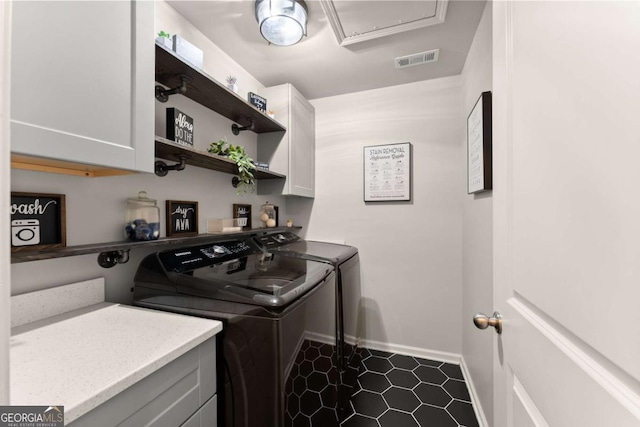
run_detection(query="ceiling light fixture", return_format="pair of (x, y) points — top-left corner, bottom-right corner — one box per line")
(255, 0), (308, 46)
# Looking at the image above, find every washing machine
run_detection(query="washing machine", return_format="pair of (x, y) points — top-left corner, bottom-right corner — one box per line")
(254, 231), (362, 417)
(133, 236), (342, 426)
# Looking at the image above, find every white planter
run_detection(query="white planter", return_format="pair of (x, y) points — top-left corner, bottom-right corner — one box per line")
(227, 83), (238, 94)
(155, 36), (173, 50)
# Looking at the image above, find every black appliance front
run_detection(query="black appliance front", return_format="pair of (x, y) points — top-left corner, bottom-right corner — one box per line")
(133, 238), (341, 427)
(253, 232), (363, 418)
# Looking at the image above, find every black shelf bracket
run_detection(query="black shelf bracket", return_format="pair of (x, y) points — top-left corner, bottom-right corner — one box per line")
(97, 249), (130, 268)
(231, 119), (255, 135)
(155, 154), (188, 177)
(155, 75), (190, 103)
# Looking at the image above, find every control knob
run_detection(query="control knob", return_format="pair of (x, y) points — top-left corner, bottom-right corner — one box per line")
(212, 245), (226, 256)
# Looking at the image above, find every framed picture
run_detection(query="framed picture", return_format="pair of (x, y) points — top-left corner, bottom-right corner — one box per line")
(166, 108), (194, 147)
(363, 142), (412, 202)
(10, 192), (66, 252)
(166, 200), (198, 237)
(467, 91), (493, 194)
(233, 204), (252, 230)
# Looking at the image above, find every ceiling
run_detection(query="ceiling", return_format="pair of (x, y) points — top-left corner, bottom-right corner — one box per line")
(166, 0), (486, 100)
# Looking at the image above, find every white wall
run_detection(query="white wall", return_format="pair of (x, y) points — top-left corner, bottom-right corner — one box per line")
(461, 2), (493, 425)
(10, 1), (288, 302)
(1, 0), (12, 404)
(306, 77), (463, 355)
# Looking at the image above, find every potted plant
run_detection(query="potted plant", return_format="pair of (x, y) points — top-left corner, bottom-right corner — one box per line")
(156, 31), (173, 50)
(208, 139), (255, 194)
(226, 76), (238, 93)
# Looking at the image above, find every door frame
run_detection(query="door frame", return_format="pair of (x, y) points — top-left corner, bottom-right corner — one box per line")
(0, 0), (12, 404)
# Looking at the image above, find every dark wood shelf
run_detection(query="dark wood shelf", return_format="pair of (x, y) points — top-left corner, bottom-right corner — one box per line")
(11, 227), (302, 264)
(155, 137), (285, 180)
(155, 43), (286, 134)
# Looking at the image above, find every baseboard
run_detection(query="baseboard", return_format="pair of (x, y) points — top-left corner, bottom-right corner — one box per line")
(359, 337), (462, 365)
(459, 357), (490, 427)
(304, 331), (490, 427)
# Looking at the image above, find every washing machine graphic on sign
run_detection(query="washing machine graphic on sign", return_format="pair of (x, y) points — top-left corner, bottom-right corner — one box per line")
(11, 219), (40, 246)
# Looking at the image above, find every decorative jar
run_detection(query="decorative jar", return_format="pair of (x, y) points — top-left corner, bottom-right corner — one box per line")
(125, 191), (160, 241)
(259, 202), (276, 228)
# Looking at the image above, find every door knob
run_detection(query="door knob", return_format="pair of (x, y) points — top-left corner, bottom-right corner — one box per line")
(473, 311), (502, 334)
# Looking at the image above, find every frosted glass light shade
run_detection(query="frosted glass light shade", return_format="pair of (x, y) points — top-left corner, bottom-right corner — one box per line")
(255, 0), (307, 46)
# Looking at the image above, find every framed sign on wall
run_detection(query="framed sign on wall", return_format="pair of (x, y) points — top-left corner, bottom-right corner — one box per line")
(232, 204), (252, 230)
(166, 107), (194, 147)
(10, 192), (66, 252)
(166, 200), (198, 236)
(467, 91), (492, 194)
(363, 142), (412, 202)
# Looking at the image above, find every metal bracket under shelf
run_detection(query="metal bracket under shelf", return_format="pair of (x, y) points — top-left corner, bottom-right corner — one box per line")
(231, 119), (255, 135)
(155, 75), (190, 103)
(97, 250), (130, 268)
(155, 154), (188, 177)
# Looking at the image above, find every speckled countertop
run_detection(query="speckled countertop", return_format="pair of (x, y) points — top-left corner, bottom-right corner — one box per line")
(10, 302), (222, 424)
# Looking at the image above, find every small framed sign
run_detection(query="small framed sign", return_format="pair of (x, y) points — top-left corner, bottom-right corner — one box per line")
(467, 91), (492, 194)
(166, 200), (198, 236)
(363, 143), (412, 202)
(166, 108), (194, 147)
(10, 192), (66, 252)
(233, 204), (252, 230)
(248, 92), (267, 113)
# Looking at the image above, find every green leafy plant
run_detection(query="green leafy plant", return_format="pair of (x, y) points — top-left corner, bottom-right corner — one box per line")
(208, 139), (256, 194)
(158, 30), (171, 39)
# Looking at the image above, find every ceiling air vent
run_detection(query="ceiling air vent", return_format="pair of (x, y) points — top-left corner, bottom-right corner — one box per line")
(395, 49), (440, 69)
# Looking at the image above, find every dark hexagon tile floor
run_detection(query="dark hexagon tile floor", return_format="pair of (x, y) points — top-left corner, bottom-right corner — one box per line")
(341, 348), (480, 427)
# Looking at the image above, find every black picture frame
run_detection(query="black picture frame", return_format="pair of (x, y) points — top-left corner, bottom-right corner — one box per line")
(10, 192), (66, 252)
(166, 108), (194, 147)
(467, 91), (493, 194)
(232, 204), (252, 230)
(363, 142), (412, 202)
(248, 92), (267, 112)
(166, 200), (199, 236)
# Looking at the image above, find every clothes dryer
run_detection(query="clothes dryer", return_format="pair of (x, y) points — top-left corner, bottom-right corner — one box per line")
(254, 232), (362, 416)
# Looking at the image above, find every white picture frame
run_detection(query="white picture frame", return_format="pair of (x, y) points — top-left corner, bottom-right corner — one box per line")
(363, 142), (412, 202)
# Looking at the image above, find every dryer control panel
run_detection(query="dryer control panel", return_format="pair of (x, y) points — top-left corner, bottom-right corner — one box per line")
(254, 231), (300, 249)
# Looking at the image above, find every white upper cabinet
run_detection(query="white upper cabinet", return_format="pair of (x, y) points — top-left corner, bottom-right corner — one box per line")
(10, 1), (154, 174)
(258, 84), (315, 198)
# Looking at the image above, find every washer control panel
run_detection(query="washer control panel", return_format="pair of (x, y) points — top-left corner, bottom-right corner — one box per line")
(159, 239), (259, 272)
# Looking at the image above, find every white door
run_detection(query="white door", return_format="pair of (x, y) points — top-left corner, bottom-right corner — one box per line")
(491, 2), (640, 426)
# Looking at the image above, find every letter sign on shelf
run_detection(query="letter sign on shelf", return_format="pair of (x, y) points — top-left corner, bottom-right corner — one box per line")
(166, 200), (199, 237)
(10, 192), (66, 252)
(166, 108), (194, 147)
(248, 92), (267, 113)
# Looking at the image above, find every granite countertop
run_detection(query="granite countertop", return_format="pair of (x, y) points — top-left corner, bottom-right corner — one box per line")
(10, 302), (222, 424)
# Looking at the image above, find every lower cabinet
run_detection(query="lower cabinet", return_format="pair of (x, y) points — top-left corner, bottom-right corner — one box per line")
(68, 337), (216, 427)
(180, 395), (217, 427)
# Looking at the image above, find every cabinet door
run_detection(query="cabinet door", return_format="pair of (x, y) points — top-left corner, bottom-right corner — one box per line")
(258, 84), (315, 198)
(10, 1), (154, 173)
(288, 86), (315, 198)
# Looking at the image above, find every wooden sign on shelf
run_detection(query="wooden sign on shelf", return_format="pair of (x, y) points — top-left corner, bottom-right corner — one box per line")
(10, 192), (66, 252)
(166, 200), (199, 236)
(233, 204), (252, 230)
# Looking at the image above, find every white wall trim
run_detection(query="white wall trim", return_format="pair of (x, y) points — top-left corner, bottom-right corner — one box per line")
(460, 356), (490, 427)
(0, 0), (11, 405)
